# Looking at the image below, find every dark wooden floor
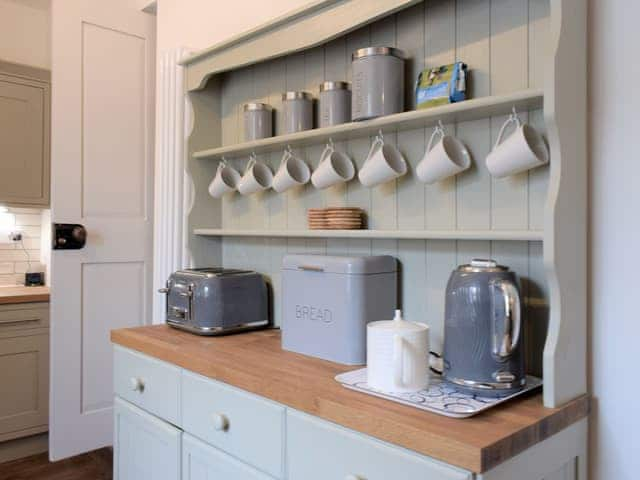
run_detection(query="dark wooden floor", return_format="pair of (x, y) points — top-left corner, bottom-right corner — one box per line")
(0, 448), (112, 480)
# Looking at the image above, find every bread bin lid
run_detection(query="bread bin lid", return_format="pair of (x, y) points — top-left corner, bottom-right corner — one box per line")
(282, 254), (397, 275)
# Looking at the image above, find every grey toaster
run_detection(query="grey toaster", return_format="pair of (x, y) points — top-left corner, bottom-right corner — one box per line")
(159, 268), (270, 335)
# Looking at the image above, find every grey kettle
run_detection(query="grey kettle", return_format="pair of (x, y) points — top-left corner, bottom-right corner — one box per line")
(442, 259), (525, 396)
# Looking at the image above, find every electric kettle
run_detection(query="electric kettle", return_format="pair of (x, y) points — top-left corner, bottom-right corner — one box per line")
(442, 259), (525, 396)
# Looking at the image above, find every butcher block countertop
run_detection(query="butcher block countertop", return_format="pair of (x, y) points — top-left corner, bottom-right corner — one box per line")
(111, 325), (589, 473)
(0, 286), (50, 304)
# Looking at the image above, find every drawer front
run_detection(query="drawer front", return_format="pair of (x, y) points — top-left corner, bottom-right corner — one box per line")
(113, 346), (181, 426)
(183, 433), (274, 480)
(181, 370), (285, 479)
(287, 410), (473, 480)
(0, 304), (49, 333)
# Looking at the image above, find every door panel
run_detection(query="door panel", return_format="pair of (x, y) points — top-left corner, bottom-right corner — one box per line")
(50, 0), (155, 460)
(113, 398), (181, 480)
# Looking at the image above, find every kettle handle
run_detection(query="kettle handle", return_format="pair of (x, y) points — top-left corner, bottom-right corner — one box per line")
(492, 279), (521, 360)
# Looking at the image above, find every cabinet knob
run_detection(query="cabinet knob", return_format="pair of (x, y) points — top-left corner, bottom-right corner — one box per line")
(129, 377), (145, 393)
(212, 413), (230, 432)
(345, 475), (365, 480)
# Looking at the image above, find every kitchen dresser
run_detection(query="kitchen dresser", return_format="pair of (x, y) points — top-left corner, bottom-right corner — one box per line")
(127, 0), (586, 478)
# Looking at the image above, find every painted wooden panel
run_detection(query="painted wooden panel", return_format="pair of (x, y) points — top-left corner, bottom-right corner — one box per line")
(113, 397), (181, 480)
(197, 0), (552, 349)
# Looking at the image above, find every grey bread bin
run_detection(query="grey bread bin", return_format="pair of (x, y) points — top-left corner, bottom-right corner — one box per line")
(282, 254), (397, 365)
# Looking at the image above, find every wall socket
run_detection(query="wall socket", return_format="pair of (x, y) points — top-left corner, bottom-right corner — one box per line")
(8, 231), (22, 242)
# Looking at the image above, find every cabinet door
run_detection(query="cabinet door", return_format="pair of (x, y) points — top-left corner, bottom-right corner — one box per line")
(183, 433), (274, 480)
(0, 333), (48, 442)
(0, 74), (50, 206)
(113, 397), (181, 480)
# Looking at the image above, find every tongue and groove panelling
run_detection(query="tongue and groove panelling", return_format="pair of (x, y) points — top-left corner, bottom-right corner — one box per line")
(211, 0), (549, 373)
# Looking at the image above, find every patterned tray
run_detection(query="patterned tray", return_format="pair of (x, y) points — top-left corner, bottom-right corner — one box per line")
(335, 368), (542, 418)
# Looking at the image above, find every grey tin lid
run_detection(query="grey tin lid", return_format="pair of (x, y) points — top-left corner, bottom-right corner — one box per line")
(282, 91), (312, 101)
(352, 46), (406, 61)
(243, 102), (272, 112)
(319, 81), (350, 92)
(282, 254), (397, 275)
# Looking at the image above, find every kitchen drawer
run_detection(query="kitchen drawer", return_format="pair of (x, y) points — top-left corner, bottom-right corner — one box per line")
(181, 370), (285, 479)
(183, 433), (274, 480)
(113, 346), (181, 426)
(286, 410), (473, 480)
(0, 304), (49, 333)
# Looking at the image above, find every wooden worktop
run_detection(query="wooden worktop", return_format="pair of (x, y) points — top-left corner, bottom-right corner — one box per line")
(111, 325), (589, 473)
(0, 286), (49, 304)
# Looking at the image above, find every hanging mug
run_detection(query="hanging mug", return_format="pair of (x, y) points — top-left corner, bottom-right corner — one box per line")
(272, 146), (311, 193)
(358, 132), (407, 187)
(237, 154), (273, 196)
(416, 122), (471, 184)
(311, 139), (355, 189)
(486, 110), (549, 178)
(208, 158), (241, 198)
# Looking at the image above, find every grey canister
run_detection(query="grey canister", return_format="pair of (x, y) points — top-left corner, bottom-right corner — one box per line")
(319, 81), (351, 127)
(243, 102), (273, 141)
(282, 91), (313, 134)
(351, 47), (405, 121)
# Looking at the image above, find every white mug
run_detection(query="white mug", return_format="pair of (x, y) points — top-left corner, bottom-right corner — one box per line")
(486, 112), (549, 178)
(367, 310), (429, 393)
(272, 147), (311, 193)
(208, 159), (241, 198)
(311, 141), (355, 189)
(237, 155), (273, 196)
(358, 133), (407, 188)
(416, 123), (471, 184)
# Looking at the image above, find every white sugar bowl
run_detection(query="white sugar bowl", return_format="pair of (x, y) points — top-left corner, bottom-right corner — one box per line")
(366, 309), (429, 393)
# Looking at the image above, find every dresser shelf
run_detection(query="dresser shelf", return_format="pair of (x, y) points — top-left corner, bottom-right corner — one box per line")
(193, 228), (543, 241)
(193, 89), (543, 160)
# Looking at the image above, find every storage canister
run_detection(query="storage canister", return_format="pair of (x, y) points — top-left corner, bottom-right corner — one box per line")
(243, 102), (273, 141)
(282, 91), (313, 134)
(319, 81), (351, 127)
(351, 47), (406, 121)
(281, 254), (398, 365)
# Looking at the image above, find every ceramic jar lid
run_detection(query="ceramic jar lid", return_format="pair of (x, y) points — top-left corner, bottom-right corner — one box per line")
(368, 309), (427, 332)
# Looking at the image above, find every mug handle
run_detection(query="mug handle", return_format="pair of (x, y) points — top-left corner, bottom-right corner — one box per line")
(279, 146), (293, 171)
(244, 154), (257, 175)
(363, 134), (384, 169)
(217, 157), (228, 174)
(493, 112), (522, 151)
(393, 334), (406, 390)
(319, 143), (334, 166)
(427, 122), (445, 153)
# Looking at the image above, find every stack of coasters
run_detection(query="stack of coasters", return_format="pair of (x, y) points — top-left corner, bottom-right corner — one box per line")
(308, 207), (364, 230)
(416, 62), (468, 109)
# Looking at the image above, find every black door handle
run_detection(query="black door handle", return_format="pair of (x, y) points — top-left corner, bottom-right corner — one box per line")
(53, 223), (87, 250)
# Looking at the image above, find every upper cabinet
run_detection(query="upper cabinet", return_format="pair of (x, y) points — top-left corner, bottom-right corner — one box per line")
(0, 61), (50, 207)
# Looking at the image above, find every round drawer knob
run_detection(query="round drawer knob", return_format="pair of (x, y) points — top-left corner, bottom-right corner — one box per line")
(345, 475), (365, 480)
(129, 377), (144, 393)
(212, 413), (230, 432)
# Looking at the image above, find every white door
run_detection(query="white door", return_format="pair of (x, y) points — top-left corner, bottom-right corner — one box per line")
(114, 398), (181, 480)
(50, 0), (155, 460)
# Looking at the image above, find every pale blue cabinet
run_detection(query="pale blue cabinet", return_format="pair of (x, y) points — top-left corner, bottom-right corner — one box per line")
(182, 433), (275, 480)
(113, 397), (181, 480)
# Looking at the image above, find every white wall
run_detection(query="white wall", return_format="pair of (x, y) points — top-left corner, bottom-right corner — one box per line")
(156, 0), (639, 477)
(0, 0), (50, 69)
(589, 0), (640, 477)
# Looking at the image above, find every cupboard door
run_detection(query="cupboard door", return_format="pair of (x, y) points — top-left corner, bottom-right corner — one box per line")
(0, 333), (48, 442)
(183, 433), (274, 480)
(0, 74), (50, 206)
(113, 397), (181, 480)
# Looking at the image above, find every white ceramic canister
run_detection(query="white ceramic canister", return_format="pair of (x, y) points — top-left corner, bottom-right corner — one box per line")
(367, 309), (429, 393)
(243, 102), (273, 141)
(319, 81), (351, 128)
(351, 47), (405, 121)
(282, 91), (313, 134)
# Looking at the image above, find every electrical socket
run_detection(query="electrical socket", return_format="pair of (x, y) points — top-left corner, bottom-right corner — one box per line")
(8, 231), (22, 242)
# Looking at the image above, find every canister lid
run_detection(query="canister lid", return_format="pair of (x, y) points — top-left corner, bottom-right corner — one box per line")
(352, 46), (406, 61)
(319, 81), (350, 92)
(457, 259), (509, 273)
(282, 254), (397, 275)
(282, 91), (312, 101)
(243, 102), (272, 112)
